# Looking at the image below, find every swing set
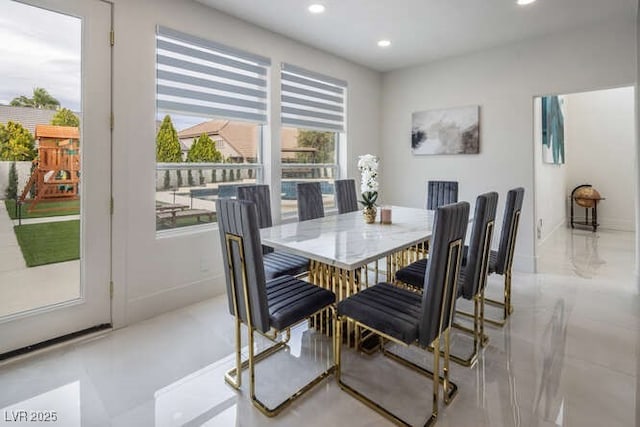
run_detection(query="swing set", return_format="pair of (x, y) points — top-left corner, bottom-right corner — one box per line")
(19, 125), (80, 213)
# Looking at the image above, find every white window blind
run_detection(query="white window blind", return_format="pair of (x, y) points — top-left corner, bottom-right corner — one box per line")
(156, 26), (270, 123)
(281, 63), (347, 132)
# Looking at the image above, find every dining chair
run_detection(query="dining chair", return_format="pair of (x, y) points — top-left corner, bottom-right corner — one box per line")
(426, 180), (459, 210)
(237, 185), (309, 279)
(297, 181), (325, 221)
(216, 198), (336, 417)
(336, 202), (470, 426)
(334, 178), (359, 214)
(395, 192), (498, 366)
(483, 187), (525, 326)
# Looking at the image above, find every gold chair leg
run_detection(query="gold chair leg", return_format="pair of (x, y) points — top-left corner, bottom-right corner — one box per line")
(225, 326), (290, 389)
(480, 291), (489, 347)
(336, 318), (413, 426)
(227, 311), (335, 417)
(448, 293), (491, 367)
(483, 273), (514, 327)
(430, 336), (440, 425)
(337, 317), (458, 426)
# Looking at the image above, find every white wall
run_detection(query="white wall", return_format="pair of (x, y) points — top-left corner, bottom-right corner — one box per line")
(381, 18), (636, 272)
(564, 87), (636, 231)
(533, 96), (568, 244)
(110, 0), (382, 326)
(636, 1), (640, 274)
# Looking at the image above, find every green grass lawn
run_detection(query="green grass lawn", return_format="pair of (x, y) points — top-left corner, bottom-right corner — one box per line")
(14, 220), (80, 267)
(5, 199), (80, 220)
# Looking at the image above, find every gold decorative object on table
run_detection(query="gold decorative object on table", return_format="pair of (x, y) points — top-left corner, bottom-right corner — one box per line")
(358, 154), (379, 224)
(362, 206), (377, 224)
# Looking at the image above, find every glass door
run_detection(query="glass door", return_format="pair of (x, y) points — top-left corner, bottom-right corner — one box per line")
(0, 0), (112, 354)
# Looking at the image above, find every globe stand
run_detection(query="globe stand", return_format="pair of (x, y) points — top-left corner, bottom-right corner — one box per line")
(570, 184), (604, 232)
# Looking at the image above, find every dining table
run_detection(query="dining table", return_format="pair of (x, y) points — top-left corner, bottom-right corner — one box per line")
(260, 206), (437, 346)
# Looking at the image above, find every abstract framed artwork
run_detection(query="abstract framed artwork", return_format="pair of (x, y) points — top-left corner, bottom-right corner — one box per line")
(541, 95), (565, 164)
(411, 105), (479, 155)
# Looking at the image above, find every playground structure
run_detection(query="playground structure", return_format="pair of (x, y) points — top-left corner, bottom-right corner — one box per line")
(20, 125), (80, 213)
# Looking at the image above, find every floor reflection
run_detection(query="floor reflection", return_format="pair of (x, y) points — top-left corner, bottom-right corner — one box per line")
(532, 300), (567, 425)
(570, 231), (606, 279)
(154, 355), (237, 427)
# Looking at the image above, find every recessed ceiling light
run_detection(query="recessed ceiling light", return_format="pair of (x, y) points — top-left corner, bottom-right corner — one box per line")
(377, 40), (391, 48)
(517, 0), (536, 5)
(308, 4), (325, 14)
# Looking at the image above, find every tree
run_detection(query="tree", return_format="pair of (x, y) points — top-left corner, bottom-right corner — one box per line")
(51, 108), (80, 127)
(156, 115), (182, 162)
(186, 133), (222, 187)
(186, 133), (223, 163)
(294, 130), (335, 178)
(294, 130), (335, 163)
(10, 87), (60, 110)
(0, 121), (36, 161)
(156, 115), (181, 190)
(5, 161), (18, 199)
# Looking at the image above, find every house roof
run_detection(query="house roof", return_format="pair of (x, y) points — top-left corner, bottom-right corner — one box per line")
(177, 119), (307, 159)
(0, 105), (58, 134)
(35, 125), (80, 139)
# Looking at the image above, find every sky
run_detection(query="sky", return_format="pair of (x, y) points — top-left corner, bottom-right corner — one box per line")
(0, 0), (81, 111)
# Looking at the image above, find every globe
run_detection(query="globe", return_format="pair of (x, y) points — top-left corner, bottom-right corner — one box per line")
(574, 187), (601, 208)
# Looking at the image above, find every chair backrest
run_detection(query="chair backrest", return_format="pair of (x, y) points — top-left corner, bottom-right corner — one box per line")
(495, 187), (525, 275)
(216, 198), (271, 333)
(297, 182), (325, 221)
(237, 185), (273, 229)
(460, 192), (498, 300)
(335, 179), (359, 214)
(419, 201), (470, 347)
(426, 180), (459, 210)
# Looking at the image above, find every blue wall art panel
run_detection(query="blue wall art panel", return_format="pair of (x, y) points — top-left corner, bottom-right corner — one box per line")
(542, 95), (565, 164)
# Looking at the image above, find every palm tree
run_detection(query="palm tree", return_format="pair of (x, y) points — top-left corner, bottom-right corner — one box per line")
(10, 87), (60, 109)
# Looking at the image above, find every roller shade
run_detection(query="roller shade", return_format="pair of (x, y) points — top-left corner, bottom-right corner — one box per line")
(156, 26), (270, 123)
(281, 63), (347, 132)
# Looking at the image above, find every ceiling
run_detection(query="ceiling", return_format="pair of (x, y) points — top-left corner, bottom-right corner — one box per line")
(196, 0), (636, 72)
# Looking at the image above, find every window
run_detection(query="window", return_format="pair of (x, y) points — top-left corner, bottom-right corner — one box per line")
(280, 64), (347, 216)
(155, 27), (269, 231)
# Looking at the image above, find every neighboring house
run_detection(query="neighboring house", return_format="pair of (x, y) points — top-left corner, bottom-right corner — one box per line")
(177, 119), (315, 162)
(0, 105), (58, 135)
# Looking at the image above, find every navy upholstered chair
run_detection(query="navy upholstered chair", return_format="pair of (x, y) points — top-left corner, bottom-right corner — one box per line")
(336, 202), (470, 426)
(426, 180), (459, 210)
(334, 179), (359, 214)
(237, 185), (309, 279)
(297, 182), (325, 221)
(216, 198), (335, 417)
(236, 184), (273, 230)
(484, 187), (525, 326)
(395, 193), (498, 366)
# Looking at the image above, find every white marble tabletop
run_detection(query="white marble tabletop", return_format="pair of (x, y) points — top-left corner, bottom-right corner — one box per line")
(260, 206), (435, 271)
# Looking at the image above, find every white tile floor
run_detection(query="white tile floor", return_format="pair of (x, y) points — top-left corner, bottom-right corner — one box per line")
(0, 227), (638, 427)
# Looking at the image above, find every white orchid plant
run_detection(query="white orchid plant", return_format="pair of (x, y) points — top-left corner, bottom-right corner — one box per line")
(357, 154), (379, 209)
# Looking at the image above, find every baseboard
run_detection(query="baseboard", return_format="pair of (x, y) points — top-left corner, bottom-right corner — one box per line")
(538, 218), (567, 246)
(125, 274), (225, 326)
